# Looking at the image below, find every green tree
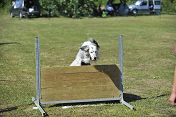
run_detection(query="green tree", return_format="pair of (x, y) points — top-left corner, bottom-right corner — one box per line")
(39, 0), (98, 17)
(1, 0), (176, 16)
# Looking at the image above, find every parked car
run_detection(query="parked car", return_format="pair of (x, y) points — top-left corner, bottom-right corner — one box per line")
(128, 0), (161, 15)
(10, 0), (40, 18)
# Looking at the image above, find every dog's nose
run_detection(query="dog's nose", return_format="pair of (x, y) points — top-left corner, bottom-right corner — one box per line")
(94, 57), (97, 61)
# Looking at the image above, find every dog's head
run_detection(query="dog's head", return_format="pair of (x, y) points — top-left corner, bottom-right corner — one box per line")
(80, 39), (100, 61)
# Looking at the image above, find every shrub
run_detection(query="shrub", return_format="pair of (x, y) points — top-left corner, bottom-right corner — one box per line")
(0, 0), (11, 13)
(39, 0), (99, 17)
(1, 0), (176, 16)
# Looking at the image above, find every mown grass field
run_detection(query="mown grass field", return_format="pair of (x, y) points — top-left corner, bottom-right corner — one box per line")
(0, 15), (176, 117)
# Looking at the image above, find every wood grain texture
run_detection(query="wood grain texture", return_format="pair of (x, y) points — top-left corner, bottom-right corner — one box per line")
(41, 65), (122, 102)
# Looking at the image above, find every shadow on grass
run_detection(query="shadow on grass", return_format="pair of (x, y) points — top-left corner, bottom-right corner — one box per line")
(0, 42), (20, 46)
(0, 106), (18, 113)
(123, 93), (169, 102)
(147, 93), (169, 99)
(123, 93), (144, 102)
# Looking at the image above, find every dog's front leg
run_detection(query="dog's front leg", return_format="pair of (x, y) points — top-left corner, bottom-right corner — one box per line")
(70, 59), (82, 66)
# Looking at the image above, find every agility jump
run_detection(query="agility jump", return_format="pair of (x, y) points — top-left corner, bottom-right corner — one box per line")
(32, 35), (134, 116)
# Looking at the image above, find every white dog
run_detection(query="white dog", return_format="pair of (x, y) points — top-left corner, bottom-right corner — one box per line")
(70, 39), (100, 66)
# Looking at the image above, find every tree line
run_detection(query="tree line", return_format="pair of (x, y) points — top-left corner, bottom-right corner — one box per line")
(0, 0), (176, 17)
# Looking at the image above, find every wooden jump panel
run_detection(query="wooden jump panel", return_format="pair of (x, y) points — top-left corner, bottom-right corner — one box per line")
(41, 65), (121, 102)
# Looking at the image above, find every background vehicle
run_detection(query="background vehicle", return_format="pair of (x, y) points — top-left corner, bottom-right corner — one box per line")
(10, 0), (40, 18)
(128, 0), (161, 15)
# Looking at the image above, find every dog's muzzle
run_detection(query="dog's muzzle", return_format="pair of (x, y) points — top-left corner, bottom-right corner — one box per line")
(91, 57), (97, 61)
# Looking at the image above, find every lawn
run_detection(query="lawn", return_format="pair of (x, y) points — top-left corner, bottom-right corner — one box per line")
(0, 15), (176, 117)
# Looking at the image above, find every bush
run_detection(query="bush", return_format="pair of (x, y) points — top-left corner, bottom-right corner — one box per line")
(39, 0), (59, 16)
(39, 0), (99, 17)
(162, 0), (176, 13)
(0, 0), (11, 13)
(0, 0), (176, 16)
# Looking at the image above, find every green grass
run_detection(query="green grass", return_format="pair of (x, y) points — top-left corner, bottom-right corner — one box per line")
(0, 15), (176, 117)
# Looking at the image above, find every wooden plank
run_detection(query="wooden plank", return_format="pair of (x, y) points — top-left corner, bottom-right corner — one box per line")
(41, 64), (122, 102)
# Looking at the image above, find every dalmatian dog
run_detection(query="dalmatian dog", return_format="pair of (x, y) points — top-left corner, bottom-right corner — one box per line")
(70, 39), (100, 66)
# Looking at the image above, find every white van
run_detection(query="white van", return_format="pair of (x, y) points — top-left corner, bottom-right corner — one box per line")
(128, 0), (161, 15)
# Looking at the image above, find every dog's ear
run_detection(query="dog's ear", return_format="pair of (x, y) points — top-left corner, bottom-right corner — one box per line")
(89, 39), (100, 49)
(80, 45), (89, 52)
(95, 41), (100, 49)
